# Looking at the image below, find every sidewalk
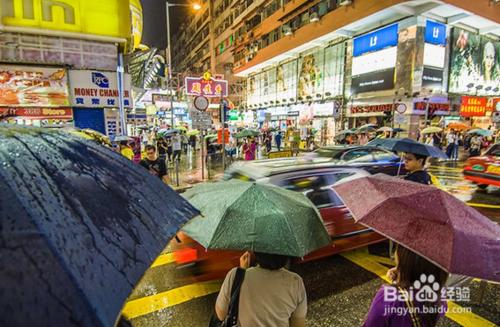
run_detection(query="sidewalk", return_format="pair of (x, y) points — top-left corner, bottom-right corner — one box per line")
(165, 150), (225, 192)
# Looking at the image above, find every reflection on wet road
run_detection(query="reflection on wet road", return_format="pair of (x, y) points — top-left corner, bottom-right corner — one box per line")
(125, 159), (500, 327)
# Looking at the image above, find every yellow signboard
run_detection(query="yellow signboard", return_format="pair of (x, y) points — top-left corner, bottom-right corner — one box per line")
(1, 0), (138, 41)
(268, 150), (293, 159)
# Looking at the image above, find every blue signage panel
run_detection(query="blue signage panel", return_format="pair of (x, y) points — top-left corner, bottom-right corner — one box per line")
(425, 20), (446, 45)
(353, 24), (398, 57)
(73, 108), (106, 134)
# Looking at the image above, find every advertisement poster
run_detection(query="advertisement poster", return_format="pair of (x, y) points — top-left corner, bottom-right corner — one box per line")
(276, 60), (297, 102)
(324, 43), (345, 97)
(246, 73), (260, 106)
(351, 24), (398, 94)
(297, 50), (323, 99)
(0, 65), (69, 107)
(69, 70), (132, 108)
(449, 28), (500, 95)
(261, 68), (277, 104)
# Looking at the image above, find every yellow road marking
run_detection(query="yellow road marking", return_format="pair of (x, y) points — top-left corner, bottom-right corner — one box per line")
(122, 280), (222, 319)
(446, 301), (498, 327)
(151, 253), (175, 268)
(466, 202), (500, 209)
(342, 249), (497, 327)
(429, 165), (463, 170)
(433, 175), (464, 180)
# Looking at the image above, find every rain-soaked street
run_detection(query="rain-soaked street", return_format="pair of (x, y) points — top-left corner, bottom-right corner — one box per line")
(123, 156), (500, 327)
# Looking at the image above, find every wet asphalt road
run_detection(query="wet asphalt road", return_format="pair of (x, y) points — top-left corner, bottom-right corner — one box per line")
(126, 155), (500, 327)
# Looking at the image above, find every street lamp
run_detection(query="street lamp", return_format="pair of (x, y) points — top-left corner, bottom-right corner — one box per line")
(165, 1), (201, 126)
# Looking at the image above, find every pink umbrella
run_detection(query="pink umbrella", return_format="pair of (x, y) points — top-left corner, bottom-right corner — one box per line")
(333, 174), (500, 282)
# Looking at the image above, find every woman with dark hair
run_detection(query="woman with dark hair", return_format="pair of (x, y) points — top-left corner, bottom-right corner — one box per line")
(363, 246), (448, 327)
(215, 251), (307, 327)
(403, 153), (431, 185)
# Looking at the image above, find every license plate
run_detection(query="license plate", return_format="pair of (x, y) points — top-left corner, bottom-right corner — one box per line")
(486, 165), (500, 174)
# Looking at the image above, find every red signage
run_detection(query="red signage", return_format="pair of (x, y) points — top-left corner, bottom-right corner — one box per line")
(185, 76), (228, 97)
(0, 107), (73, 119)
(460, 96), (487, 117)
(350, 104), (392, 114)
(217, 128), (230, 144)
(413, 102), (450, 115)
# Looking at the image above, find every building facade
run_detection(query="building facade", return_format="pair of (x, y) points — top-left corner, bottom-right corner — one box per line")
(0, 0), (140, 137)
(230, 0), (500, 143)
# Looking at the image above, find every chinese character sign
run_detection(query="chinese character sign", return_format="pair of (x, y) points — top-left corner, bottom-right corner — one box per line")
(460, 96), (487, 117)
(185, 76), (228, 97)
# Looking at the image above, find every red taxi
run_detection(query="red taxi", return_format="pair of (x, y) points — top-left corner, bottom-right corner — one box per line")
(170, 161), (386, 282)
(463, 143), (500, 189)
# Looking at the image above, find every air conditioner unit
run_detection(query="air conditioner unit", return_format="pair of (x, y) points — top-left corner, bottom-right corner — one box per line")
(339, 0), (352, 6)
(283, 25), (293, 36)
(310, 12), (319, 23)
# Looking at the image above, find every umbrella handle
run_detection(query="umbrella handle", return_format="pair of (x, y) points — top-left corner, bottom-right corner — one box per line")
(396, 153), (403, 176)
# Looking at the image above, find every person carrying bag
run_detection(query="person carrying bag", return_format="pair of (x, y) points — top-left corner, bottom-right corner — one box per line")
(210, 268), (246, 327)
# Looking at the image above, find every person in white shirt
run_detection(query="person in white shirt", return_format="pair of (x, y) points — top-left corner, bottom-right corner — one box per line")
(215, 252), (307, 327)
(171, 132), (182, 161)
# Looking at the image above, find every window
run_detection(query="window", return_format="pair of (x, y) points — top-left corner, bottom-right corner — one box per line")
(341, 149), (374, 162)
(275, 173), (349, 207)
(372, 150), (398, 162)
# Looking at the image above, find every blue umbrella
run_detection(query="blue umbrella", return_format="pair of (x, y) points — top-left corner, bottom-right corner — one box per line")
(467, 129), (493, 137)
(367, 137), (448, 159)
(0, 126), (199, 326)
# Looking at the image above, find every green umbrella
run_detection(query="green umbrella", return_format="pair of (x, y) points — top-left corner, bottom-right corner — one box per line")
(204, 133), (217, 140)
(182, 180), (330, 257)
(235, 129), (260, 139)
(421, 126), (442, 134)
(187, 129), (200, 136)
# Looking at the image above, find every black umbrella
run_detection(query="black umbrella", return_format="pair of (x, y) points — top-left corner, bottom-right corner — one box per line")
(0, 126), (199, 327)
(367, 137), (447, 159)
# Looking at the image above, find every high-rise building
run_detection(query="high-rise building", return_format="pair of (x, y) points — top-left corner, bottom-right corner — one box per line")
(172, 0), (499, 140)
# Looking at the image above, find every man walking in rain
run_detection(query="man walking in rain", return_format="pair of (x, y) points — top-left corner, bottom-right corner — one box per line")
(140, 145), (169, 184)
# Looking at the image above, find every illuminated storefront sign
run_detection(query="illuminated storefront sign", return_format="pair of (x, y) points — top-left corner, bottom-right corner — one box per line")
(69, 70), (132, 108)
(460, 96), (487, 117)
(350, 104), (392, 114)
(353, 24), (398, 57)
(0, 65), (69, 107)
(0, 107), (72, 119)
(424, 21), (446, 45)
(185, 75), (228, 97)
(413, 101), (450, 115)
(352, 24), (398, 94)
(1, 0), (134, 40)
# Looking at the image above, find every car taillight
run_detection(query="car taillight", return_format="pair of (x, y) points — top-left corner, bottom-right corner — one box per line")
(174, 247), (198, 264)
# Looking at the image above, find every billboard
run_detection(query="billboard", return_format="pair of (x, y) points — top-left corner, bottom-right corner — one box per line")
(422, 21), (446, 91)
(351, 24), (398, 94)
(324, 43), (345, 97)
(0, 65), (69, 107)
(69, 70), (132, 108)
(449, 28), (500, 95)
(1, 0), (134, 40)
(276, 60), (297, 102)
(261, 68), (276, 104)
(297, 50), (324, 99)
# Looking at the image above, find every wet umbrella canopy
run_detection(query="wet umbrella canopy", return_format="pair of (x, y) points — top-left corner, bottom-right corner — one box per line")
(182, 180), (330, 258)
(334, 174), (500, 282)
(368, 137), (448, 159)
(0, 126), (199, 326)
